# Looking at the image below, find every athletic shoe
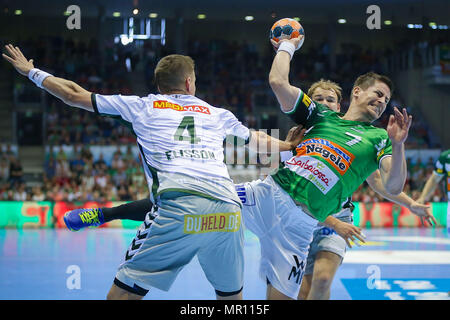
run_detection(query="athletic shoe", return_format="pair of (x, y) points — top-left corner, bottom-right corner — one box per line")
(64, 208), (105, 231)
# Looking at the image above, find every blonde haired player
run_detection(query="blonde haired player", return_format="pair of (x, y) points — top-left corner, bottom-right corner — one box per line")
(3, 45), (302, 300)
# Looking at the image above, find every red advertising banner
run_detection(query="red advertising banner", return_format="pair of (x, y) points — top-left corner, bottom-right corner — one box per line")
(0, 201), (447, 229)
(353, 202), (447, 228)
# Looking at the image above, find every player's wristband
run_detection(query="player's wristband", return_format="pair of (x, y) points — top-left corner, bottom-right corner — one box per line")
(278, 41), (296, 60)
(28, 68), (53, 88)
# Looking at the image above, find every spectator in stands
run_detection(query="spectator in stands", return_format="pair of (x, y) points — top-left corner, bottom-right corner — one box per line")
(123, 145), (135, 163)
(113, 167), (128, 186)
(0, 158), (9, 182)
(81, 168), (95, 191)
(136, 184), (149, 200)
(8, 156), (23, 186)
(93, 153), (108, 173)
(31, 186), (45, 201)
(80, 145), (93, 162)
(13, 183), (28, 201)
(94, 169), (109, 189)
(111, 152), (125, 174)
(3, 144), (16, 161)
(55, 146), (68, 161)
(55, 158), (70, 179)
(117, 183), (131, 201)
(70, 153), (85, 177)
(104, 184), (118, 202)
(44, 155), (57, 180)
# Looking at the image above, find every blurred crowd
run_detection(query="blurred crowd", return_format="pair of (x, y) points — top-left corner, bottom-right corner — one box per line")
(33, 36), (442, 148)
(0, 143), (447, 203)
(0, 144), (149, 202)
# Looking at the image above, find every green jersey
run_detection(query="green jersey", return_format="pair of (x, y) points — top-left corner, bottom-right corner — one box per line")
(271, 90), (392, 222)
(434, 149), (450, 201)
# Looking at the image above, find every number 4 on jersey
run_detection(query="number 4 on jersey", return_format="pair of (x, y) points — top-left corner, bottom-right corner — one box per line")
(174, 116), (201, 144)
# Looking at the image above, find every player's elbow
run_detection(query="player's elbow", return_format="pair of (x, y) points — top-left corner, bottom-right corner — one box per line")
(384, 184), (402, 196)
(64, 89), (93, 111)
(62, 91), (77, 105)
(268, 74), (287, 92)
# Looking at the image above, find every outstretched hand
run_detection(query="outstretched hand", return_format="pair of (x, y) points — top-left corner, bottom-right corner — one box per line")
(2, 44), (35, 76)
(409, 201), (437, 227)
(386, 107), (412, 145)
(332, 221), (366, 248)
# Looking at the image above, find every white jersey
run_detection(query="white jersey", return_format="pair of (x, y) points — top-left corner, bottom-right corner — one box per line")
(93, 93), (250, 206)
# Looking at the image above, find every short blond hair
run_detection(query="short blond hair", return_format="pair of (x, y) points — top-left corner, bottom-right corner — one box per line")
(308, 79), (342, 102)
(154, 54), (195, 93)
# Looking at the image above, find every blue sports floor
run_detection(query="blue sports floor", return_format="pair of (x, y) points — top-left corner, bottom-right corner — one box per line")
(0, 228), (449, 300)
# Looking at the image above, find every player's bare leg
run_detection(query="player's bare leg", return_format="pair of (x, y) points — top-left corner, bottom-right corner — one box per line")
(298, 274), (313, 300)
(266, 284), (295, 300)
(106, 283), (145, 300)
(305, 251), (341, 300)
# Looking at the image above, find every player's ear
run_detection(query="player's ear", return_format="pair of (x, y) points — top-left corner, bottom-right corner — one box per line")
(336, 103), (341, 112)
(185, 76), (191, 92)
(352, 86), (361, 100)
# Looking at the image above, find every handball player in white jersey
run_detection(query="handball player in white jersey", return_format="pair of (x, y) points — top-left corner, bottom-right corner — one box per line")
(2, 45), (301, 300)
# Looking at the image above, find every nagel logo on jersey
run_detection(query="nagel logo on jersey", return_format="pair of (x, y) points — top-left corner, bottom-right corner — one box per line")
(295, 138), (355, 175)
(153, 100), (211, 114)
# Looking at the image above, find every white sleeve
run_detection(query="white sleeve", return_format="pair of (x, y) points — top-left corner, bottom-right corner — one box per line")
(92, 93), (145, 123)
(434, 160), (444, 176)
(221, 109), (250, 141)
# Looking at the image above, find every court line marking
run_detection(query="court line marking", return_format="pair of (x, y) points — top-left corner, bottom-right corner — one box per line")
(370, 236), (450, 245)
(343, 250), (450, 264)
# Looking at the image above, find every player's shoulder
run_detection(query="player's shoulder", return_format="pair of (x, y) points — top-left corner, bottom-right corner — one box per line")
(439, 149), (450, 159)
(357, 122), (389, 135)
(368, 126), (390, 146)
(147, 93), (219, 111)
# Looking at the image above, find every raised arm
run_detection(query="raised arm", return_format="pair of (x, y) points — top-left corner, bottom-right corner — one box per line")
(366, 169), (436, 226)
(268, 37), (303, 113)
(379, 107), (412, 195)
(2, 44), (93, 112)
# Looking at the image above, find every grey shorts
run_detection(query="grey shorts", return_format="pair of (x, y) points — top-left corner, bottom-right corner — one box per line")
(115, 193), (244, 294)
(304, 215), (353, 275)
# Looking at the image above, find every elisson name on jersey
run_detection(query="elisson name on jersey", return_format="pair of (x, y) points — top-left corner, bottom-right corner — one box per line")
(165, 149), (216, 161)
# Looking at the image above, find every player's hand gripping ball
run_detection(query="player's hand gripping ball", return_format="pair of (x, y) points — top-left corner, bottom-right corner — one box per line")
(270, 18), (305, 50)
